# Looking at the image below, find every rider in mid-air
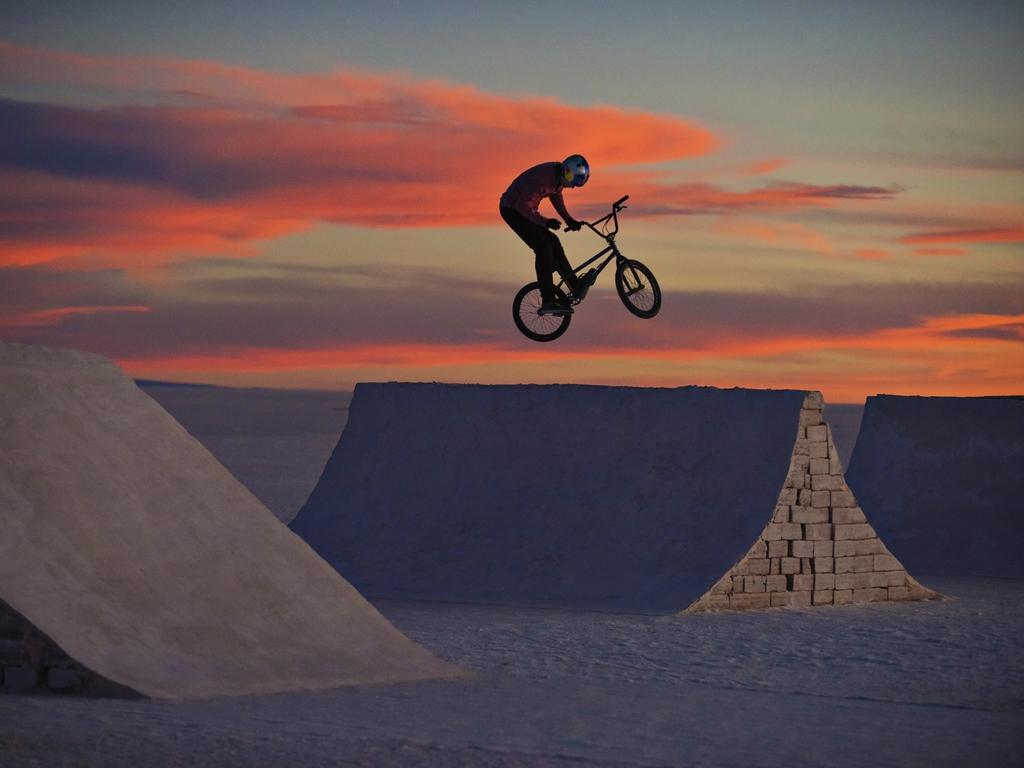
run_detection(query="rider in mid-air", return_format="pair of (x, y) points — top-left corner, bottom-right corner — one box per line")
(500, 155), (590, 315)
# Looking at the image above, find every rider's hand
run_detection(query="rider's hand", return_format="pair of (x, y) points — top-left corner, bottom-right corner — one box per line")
(566, 219), (583, 231)
(545, 218), (561, 230)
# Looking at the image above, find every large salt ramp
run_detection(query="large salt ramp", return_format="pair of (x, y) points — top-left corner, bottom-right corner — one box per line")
(0, 343), (457, 699)
(846, 395), (1024, 579)
(292, 383), (934, 612)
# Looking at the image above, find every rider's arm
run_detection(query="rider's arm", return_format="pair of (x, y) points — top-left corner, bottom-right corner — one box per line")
(549, 190), (576, 225)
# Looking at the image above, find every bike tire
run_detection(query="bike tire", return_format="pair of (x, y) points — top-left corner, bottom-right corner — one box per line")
(513, 282), (572, 342)
(615, 259), (661, 319)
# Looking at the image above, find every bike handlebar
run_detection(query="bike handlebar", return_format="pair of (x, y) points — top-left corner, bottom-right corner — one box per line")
(612, 195), (629, 209)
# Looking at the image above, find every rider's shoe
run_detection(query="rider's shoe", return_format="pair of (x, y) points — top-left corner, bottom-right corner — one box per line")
(539, 299), (573, 315)
(571, 269), (598, 300)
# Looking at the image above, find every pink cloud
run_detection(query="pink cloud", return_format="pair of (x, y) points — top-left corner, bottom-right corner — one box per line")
(0, 40), (902, 272)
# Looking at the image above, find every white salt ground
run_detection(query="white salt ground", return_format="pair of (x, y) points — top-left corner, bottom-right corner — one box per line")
(2, 577), (1022, 766)
(2, 383), (1019, 766)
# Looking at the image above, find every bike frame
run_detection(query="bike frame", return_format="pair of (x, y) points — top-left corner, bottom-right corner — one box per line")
(555, 195), (631, 291)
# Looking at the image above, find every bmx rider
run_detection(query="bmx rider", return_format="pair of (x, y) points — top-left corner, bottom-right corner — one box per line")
(500, 155), (590, 315)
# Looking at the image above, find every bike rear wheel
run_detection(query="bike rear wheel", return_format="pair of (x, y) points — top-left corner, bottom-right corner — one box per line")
(615, 259), (661, 318)
(513, 282), (572, 342)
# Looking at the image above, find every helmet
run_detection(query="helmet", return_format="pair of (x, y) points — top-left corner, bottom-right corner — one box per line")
(561, 154), (590, 187)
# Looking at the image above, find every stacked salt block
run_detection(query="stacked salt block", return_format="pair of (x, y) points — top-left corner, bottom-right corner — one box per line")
(687, 392), (937, 612)
(0, 599), (124, 695)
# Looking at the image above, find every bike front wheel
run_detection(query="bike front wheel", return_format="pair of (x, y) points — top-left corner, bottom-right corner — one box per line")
(615, 259), (661, 318)
(513, 282), (572, 342)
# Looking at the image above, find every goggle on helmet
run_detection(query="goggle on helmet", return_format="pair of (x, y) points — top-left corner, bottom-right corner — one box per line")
(562, 154), (590, 187)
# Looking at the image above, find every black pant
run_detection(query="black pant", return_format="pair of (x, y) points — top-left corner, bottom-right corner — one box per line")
(500, 206), (577, 302)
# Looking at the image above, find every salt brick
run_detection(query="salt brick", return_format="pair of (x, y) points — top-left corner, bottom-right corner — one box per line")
(744, 575), (767, 593)
(805, 391), (824, 407)
(854, 555), (874, 573)
(873, 554), (901, 571)
(771, 591), (812, 608)
(834, 524), (873, 541)
(814, 557), (834, 574)
(797, 489), (814, 507)
(700, 594), (731, 610)
(869, 572), (891, 588)
(768, 540), (788, 558)
(834, 589), (853, 604)
(748, 540), (768, 559)
(792, 454), (811, 469)
(831, 507), (866, 525)
(791, 574), (814, 591)
(811, 490), (831, 508)
(809, 458), (830, 476)
(835, 556), (855, 574)
(781, 557), (800, 575)
(791, 507), (828, 524)
(831, 490), (856, 507)
(885, 571), (907, 587)
(793, 440), (810, 456)
(853, 587), (888, 603)
(887, 586), (910, 601)
(712, 579), (733, 595)
(732, 593), (771, 610)
(806, 424), (827, 442)
(801, 558), (814, 573)
(834, 539), (883, 557)
(732, 576), (746, 592)
(791, 540), (815, 558)
(800, 409), (823, 427)
(770, 559), (781, 575)
(788, 471), (806, 489)
(805, 523), (833, 541)
(815, 573), (836, 590)
(809, 442), (829, 459)
(836, 572), (873, 590)
(763, 525), (783, 542)
(811, 475), (843, 491)
(773, 505), (790, 523)
(813, 541), (834, 557)
(830, 459), (844, 475)
(777, 488), (798, 505)
(781, 523), (802, 540)
(766, 575), (787, 592)
(813, 591), (834, 605)
(746, 558), (771, 575)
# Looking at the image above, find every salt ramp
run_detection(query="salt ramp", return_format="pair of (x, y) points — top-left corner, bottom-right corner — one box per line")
(846, 395), (1024, 579)
(0, 343), (457, 699)
(292, 383), (934, 613)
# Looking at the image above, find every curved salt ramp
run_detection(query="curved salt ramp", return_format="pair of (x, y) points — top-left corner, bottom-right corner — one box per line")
(845, 395), (1024, 580)
(0, 343), (458, 699)
(291, 383), (935, 613)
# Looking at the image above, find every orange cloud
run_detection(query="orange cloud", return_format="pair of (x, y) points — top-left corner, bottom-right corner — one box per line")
(0, 40), (902, 272)
(899, 227), (1024, 245)
(912, 247), (968, 257)
(854, 249), (890, 261)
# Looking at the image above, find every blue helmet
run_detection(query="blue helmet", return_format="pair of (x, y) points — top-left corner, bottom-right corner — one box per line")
(561, 154), (590, 187)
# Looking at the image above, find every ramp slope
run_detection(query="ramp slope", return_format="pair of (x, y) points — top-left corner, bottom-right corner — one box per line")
(291, 383), (934, 612)
(846, 395), (1024, 579)
(0, 343), (457, 699)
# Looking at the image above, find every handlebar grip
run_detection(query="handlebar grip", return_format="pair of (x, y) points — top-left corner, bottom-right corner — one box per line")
(613, 195), (630, 208)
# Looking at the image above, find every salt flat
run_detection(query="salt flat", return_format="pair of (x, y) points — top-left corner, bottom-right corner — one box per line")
(2, 578), (1022, 766)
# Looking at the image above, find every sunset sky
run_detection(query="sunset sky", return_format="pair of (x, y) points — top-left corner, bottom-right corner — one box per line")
(1, 1), (1021, 402)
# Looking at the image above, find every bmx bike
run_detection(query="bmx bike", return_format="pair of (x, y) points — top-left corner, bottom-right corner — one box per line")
(512, 195), (662, 342)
